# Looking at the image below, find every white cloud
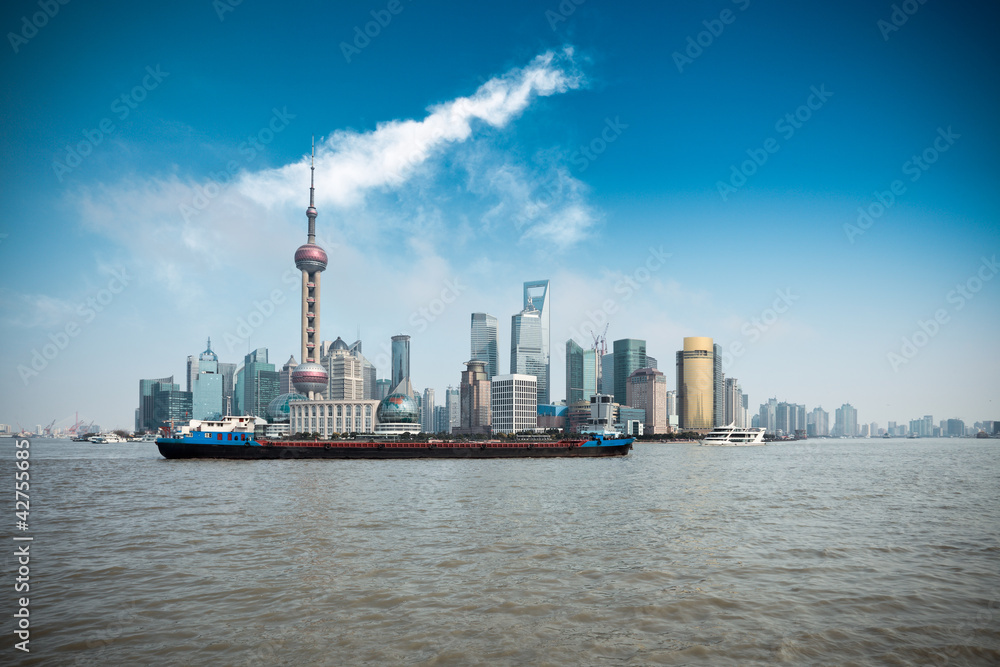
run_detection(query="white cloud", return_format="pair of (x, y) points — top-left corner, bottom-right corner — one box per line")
(239, 47), (584, 209)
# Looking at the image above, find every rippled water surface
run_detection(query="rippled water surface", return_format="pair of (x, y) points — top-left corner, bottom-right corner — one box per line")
(3, 438), (999, 665)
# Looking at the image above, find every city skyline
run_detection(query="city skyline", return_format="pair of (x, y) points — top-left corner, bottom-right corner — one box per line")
(1, 1), (997, 430)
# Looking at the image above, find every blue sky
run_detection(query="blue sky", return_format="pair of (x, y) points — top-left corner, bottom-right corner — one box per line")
(1, 0), (997, 432)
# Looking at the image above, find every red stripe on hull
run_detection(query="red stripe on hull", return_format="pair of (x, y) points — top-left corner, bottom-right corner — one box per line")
(156, 439), (631, 459)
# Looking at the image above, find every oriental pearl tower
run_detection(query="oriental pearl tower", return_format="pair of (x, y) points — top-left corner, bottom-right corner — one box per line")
(290, 140), (329, 399)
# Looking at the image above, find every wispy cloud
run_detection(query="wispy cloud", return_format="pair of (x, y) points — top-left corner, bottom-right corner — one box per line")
(239, 47), (584, 208)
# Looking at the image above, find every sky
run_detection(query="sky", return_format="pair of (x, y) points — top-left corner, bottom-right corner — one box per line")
(1, 0), (997, 432)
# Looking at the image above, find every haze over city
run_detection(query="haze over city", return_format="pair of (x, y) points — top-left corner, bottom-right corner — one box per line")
(1, 0), (997, 431)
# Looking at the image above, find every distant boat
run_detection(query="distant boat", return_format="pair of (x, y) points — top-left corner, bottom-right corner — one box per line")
(700, 423), (766, 446)
(89, 434), (125, 444)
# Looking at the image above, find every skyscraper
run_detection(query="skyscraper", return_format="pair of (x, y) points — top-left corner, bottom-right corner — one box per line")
(422, 387), (435, 433)
(138, 375), (174, 433)
(279, 355), (298, 394)
(391, 334), (411, 392)
(470, 313), (499, 380)
(243, 348), (279, 418)
(510, 299), (547, 405)
(460, 360), (491, 432)
(834, 403), (859, 437)
(601, 353), (614, 395)
(218, 362), (237, 416)
(724, 378), (743, 427)
(291, 141), (329, 399)
(186, 355), (198, 393)
(676, 337), (715, 431)
(523, 280), (550, 404)
(445, 386), (460, 434)
(325, 337), (364, 400)
(612, 339), (646, 405)
(191, 338), (223, 420)
(806, 407), (830, 438)
(626, 367), (668, 434)
(713, 343), (724, 427)
(565, 339), (597, 405)
(348, 339), (377, 400)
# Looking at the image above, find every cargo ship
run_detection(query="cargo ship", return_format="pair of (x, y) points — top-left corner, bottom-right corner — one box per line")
(154, 416), (632, 459)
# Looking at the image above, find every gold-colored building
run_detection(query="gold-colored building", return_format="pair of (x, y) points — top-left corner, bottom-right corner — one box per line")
(676, 337), (715, 431)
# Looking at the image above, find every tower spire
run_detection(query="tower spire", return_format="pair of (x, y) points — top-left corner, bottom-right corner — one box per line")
(306, 136), (317, 244)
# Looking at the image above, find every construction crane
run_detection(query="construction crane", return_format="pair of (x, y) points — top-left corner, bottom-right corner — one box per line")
(42, 419), (56, 436)
(590, 323), (609, 357)
(591, 323), (609, 394)
(67, 412), (84, 436)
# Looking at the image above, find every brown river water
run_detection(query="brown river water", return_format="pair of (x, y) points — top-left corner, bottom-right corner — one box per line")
(2, 437), (998, 665)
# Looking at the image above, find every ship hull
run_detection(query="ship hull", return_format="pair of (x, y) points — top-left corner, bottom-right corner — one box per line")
(155, 438), (632, 460)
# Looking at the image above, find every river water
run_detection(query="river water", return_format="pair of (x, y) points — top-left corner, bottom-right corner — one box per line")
(2, 437), (998, 665)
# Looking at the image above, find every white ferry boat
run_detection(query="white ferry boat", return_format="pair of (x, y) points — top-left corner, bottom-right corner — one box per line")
(700, 423), (766, 446)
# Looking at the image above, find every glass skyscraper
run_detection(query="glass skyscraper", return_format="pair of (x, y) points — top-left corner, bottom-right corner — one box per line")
(510, 300), (547, 406)
(391, 334), (410, 392)
(565, 339), (597, 405)
(470, 313), (499, 380)
(191, 338), (223, 420)
(242, 348), (279, 418)
(713, 343), (724, 427)
(612, 338), (646, 405)
(138, 375), (174, 433)
(522, 280), (550, 405)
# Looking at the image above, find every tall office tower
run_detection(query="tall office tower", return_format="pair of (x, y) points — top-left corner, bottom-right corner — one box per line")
(243, 348), (280, 418)
(470, 313), (499, 380)
(348, 339), (378, 399)
(279, 355), (298, 394)
(612, 339), (646, 405)
(375, 378), (392, 400)
(775, 402), (791, 435)
(565, 339), (597, 405)
(713, 343), (724, 427)
(445, 386), (460, 434)
(724, 378), (742, 427)
(511, 299), (547, 405)
(675, 337), (715, 431)
(626, 367), (668, 434)
(291, 141), (329, 399)
(152, 381), (192, 430)
(523, 280), (550, 404)
(325, 337), (365, 400)
(191, 338), (223, 420)
(946, 419), (964, 436)
(807, 407), (829, 436)
(601, 353), (614, 395)
(391, 334), (411, 392)
(460, 360), (492, 430)
(138, 375), (174, 433)
(741, 392), (749, 428)
(834, 403), (859, 437)
(645, 356), (657, 370)
(422, 387), (435, 433)
(433, 405), (449, 434)
(186, 355), (198, 393)
(234, 366), (244, 415)
(490, 374), (537, 434)
(795, 404), (806, 435)
(870, 421), (879, 437)
(665, 389), (677, 419)
(218, 362), (236, 415)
